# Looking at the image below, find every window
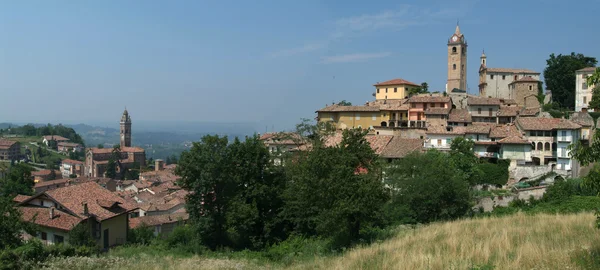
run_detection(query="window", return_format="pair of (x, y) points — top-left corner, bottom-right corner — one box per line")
(437, 139), (442, 146)
(488, 108), (493, 116)
(490, 75), (494, 79)
(394, 87), (397, 93)
(514, 75), (518, 80)
(478, 108), (482, 114)
(453, 64), (456, 70)
(41, 232), (47, 241)
(406, 87), (410, 92)
(356, 115), (360, 120)
(377, 89), (380, 94)
(54, 235), (64, 244)
(452, 47), (457, 53)
(561, 130), (567, 137)
(529, 85), (533, 91)
(372, 114), (377, 120)
(537, 142), (542, 150)
(545, 131), (551, 137)
(544, 142), (550, 151)
(431, 103), (435, 108)
(502, 75), (506, 80)
(446, 138), (452, 145)
(583, 83), (588, 90)
(385, 88), (388, 93)
(584, 96), (588, 104)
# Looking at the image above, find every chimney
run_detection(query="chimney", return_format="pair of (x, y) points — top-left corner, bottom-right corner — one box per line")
(82, 202), (89, 216)
(155, 159), (165, 171)
(49, 207), (55, 219)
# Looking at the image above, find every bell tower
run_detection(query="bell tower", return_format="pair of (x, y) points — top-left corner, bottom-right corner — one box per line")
(447, 24), (467, 92)
(120, 109), (132, 148)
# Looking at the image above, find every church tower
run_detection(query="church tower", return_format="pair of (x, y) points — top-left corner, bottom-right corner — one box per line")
(447, 24), (467, 92)
(120, 109), (132, 148)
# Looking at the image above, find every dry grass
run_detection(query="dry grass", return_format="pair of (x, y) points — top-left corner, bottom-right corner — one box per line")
(292, 212), (600, 270)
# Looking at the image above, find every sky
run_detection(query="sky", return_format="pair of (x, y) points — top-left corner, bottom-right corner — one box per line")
(1, 0), (599, 132)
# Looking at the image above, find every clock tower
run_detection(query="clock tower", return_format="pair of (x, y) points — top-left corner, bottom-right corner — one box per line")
(120, 109), (132, 148)
(447, 24), (467, 92)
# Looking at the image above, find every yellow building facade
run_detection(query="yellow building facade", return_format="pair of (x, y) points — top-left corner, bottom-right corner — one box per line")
(374, 79), (421, 100)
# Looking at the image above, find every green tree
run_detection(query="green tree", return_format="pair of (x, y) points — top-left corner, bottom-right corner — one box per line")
(104, 146), (121, 179)
(0, 196), (36, 249)
(385, 150), (471, 224)
(407, 82), (430, 96)
(283, 129), (388, 246)
(336, 100), (352, 106)
(68, 223), (97, 247)
(544, 53), (597, 109)
(449, 137), (482, 185)
(128, 224), (155, 245)
(588, 85), (600, 111)
(97, 144), (104, 149)
(0, 163), (34, 196)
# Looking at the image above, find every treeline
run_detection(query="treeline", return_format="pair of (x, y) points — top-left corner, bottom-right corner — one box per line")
(0, 124), (84, 145)
(169, 125), (509, 252)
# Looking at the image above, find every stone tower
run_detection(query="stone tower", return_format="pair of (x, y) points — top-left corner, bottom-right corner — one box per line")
(479, 51), (487, 96)
(120, 109), (132, 148)
(447, 24), (467, 93)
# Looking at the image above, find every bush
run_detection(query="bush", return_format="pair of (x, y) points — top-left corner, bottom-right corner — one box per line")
(127, 225), (155, 245)
(476, 160), (509, 185)
(263, 235), (330, 264)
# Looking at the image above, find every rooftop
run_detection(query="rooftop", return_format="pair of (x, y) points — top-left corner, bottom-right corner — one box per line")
(373, 78), (420, 87)
(316, 104), (380, 113)
(516, 118), (581, 131)
(408, 95), (451, 103)
(448, 109), (472, 123)
(467, 97), (502, 106)
(485, 68), (539, 74)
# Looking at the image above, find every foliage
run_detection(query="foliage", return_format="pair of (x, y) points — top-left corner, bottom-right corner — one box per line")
(283, 128), (389, 247)
(104, 146), (121, 179)
(165, 154), (178, 165)
(336, 100), (352, 106)
(543, 52), (597, 109)
(536, 81), (546, 106)
(587, 67), (600, 86)
(0, 163), (35, 196)
(589, 85), (600, 111)
(475, 160), (509, 186)
(385, 150), (471, 224)
(0, 197), (37, 250)
(127, 224), (155, 245)
(97, 144), (104, 149)
(68, 223), (97, 248)
(407, 82), (430, 96)
(449, 137), (482, 185)
(176, 134), (286, 250)
(0, 124), (85, 145)
(0, 240), (96, 270)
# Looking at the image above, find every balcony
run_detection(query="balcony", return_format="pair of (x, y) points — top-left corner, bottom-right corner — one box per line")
(387, 119), (409, 128)
(556, 137), (571, 142)
(476, 152), (499, 158)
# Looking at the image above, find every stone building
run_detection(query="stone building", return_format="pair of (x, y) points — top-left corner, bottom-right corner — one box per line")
(575, 67), (597, 112)
(509, 76), (541, 109)
(85, 110), (146, 178)
(0, 139), (21, 161)
(447, 24), (467, 92)
(478, 52), (540, 99)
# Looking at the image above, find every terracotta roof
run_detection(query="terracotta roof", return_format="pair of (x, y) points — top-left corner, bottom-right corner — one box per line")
(13, 195), (31, 203)
(448, 109), (472, 123)
(497, 106), (522, 117)
(89, 148), (114, 154)
(373, 78), (420, 87)
(426, 126), (466, 135)
(58, 142), (81, 147)
(129, 213), (189, 229)
(379, 137), (423, 158)
(519, 108), (539, 117)
(570, 112), (594, 127)
(466, 123), (492, 134)
(516, 118), (581, 131)
(19, 207), (82, 231)
(62, 159), (83, 165)
(468, 97), (501, 106)
(32, 170), (61, 177)
(485, 68), (539, 74)
(424, 107), (451, 115)
(501, 99), (518, 105)
(316, 104), (380, 112)
(122, 146), (145, 153)
(42, 135), (70, 141)
(490, 124), (521, 139)
(365, 135), (394, 155)
(497, 136), (530, 145)
(44, 182), (137, 221)
(0, 139), (18, 150)
(408, 95), (451, 103)
(509, 76), (539, 84)
(576, 67), (597, 73)
(259, 132), (304, 145)
(34, 179), (69, 188)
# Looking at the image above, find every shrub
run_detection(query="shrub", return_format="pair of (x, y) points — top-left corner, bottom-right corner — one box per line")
(476, 160), (509, 186)
(263, 235), (330, 264)
(127, 224), (155, 245)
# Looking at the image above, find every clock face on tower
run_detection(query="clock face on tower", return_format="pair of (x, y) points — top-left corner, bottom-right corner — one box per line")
(452, 36), (458, 42)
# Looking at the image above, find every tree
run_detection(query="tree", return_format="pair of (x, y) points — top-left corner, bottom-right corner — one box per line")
(589, 85), (600, 111)
(68, 223), (97, 247)
(407, 82), (430, 96)
(283, 129), (389, 246)
(449, 137), (482, 185)
(104, 146), (121, 179)
(0, 163), (34, 197)
(47, 140), (58, 151)
(0, 196), (36, 249)
(128, 223), (155, 245)
(544, 53), (597, 109)
(336, 100), (352, 106)
(97, 144), (104, 149)
(385, 150), (471, 224)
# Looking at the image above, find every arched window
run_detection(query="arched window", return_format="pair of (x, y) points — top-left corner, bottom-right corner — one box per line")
(531, 142), (536, 150)
(482, 59), (486, 65)
(380, 122), (387, 127)
(537, 142), (543, 151)
(544, 142), (550, 151)
(452, 47), (457, 53)
(453, 64), (456, 70)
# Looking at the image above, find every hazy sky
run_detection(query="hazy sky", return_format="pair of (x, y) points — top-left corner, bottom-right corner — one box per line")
(1, 0), (599, 131)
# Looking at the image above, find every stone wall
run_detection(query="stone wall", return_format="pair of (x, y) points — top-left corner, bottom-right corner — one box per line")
(513, 81), (539, 108)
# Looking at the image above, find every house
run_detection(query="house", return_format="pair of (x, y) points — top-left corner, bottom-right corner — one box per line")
(465, 123), (495, 158)
(0, 139), (21, 161)
(42, 135), (70, 146)
(509, 76), (541, 109)
(57, 142), (83, 153)
(497, 136), (532, 162)
(448, 109), (472, 127)
(61, 159), (84, 178)
(18, 182), (137, 249)
(379, 137), (424, 162)
(259, 132), (305, 165)
(373, 78), (421, 100)
(424, 126), (466, 151)
(129, 212), (189, 236)
(570, 111), (595, 141)
(407, 95), (452, 128)
(316, 104), (381, 130)
(468, 97), (501, 123)
(32, 170), (62, 183)
(34, 179), (69, 193)
(575, 67), (597, 112)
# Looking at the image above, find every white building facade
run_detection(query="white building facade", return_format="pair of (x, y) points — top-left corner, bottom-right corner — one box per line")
(575, 67), (597, 112)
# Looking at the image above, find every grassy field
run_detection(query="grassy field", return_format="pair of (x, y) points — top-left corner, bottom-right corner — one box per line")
(39, 212), (600, 270)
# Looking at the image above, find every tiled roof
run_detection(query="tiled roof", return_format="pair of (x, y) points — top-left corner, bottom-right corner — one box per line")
(408, 95), (451, 103)
(34, 179), (68, 188)
(570, 112), (594, 127)
(379, 137), (423, 158)
(129, 213), (189, 229)
(259, 132), (304, 145)
(490, 124), (521, 139)
(13, 195), (31, 203)
(519, 108), (539, 117)
(468, 97), (501, 106)
(424, 107), (451, 115)
(62, 159), (83, 165)
(516, 118), (581, 131)
(365, 135), (394, 155)
(89, 148), (114, 154)
(57, 142), (81, 147)
(576, 67), (597, 73)
(45, 182), (137, 221)
(316, 104), (380, 112)
(485, 68), (539, 74)
(32, 170), (61, 177)
(509, 76), (539, 84)
(42, 135), (70, 141)
(373, 78), (420, 87)
(497, 136), (530, 145)
(448, 109), (472, 122)
(497, 106), (522, 117)
(466, 123), (492, 134)
(501, 99), (518, 105)
(426, 126), (466, 135)
(19, 207), (82, 231)
(0, 139), (18, 150)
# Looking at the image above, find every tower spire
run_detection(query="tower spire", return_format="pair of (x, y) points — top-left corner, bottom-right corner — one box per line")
(455, 20), (461, 35)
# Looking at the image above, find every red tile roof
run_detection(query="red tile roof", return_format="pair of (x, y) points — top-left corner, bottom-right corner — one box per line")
(42, 135), (70, 141)
(129, 213), (189, 229)
(497, 106), (522, 117)
(32, 170), (61, 177)
(509, 76), (539, 84)
(576, 67), (597, 73)
(497, 136), (530, 145)
(62, 159), (84, 165)
(426, 126), (466, 135)
(13, 195), (31, 203)
(490, 124), (521, 139)
(19, 207), (83, 231)
(379, 137), (423, 158)
(448, 109), (472, 123)
(516, 118), (581, 131)
(408, 95), (451, 103)
(485, 68), (539, 74)
(468, 97), (501, 106)
(122, 147), (145, 153)
(373, 78), (420, 87)
(0, 139), (18, 150)
(424, 107), (452, 115)
(316, 104), (380, 112)
(466, 123), (492, 134)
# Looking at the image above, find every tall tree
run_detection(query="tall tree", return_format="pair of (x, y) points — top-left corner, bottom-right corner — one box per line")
(0, 163), (34, 196)
(105, 146), (121, 179)
(544, 53), (597, 109)
(0, 196), (36, 249)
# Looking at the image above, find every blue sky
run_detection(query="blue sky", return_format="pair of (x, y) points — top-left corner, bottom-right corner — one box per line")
(1, 0), (599, 131)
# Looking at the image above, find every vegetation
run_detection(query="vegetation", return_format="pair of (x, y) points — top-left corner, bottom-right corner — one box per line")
(544, 52), (597, 109)
(407, 82), (429, 96)
(0, 123), (85, 145)
(336, 100), (352, 106)
(0, 163), (34, 196)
